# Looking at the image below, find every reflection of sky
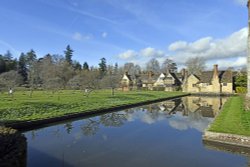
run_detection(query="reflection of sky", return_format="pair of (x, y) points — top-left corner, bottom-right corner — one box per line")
(168, 112), (213, 132)
(125, 108), (213, 132)
(24, 96), (246, 167)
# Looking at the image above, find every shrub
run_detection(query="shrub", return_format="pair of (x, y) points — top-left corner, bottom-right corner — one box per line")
(236, 87), (247, 94)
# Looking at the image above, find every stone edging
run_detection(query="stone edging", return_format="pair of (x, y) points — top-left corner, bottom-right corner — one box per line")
(0, 126), (27, 167)
(5, 94), (190, 132)
(202, 131), (250, 149)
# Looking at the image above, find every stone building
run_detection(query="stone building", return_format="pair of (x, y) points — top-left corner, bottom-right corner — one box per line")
(154, 72), (182, 91)
(120, 72), (133, 91)
(182, 65), (233, 94)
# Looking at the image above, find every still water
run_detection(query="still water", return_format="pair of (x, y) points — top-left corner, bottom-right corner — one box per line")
(24, 96), (249, 167)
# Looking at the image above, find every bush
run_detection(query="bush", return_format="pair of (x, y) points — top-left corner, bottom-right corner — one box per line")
(236, 87), (247, 94)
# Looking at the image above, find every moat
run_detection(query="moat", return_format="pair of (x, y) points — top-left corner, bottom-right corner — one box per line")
(23, 96), (249, 167)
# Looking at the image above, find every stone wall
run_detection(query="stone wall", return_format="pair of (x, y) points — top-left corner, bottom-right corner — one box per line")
(221, 83), (233, 93)
(0, 127), (27, 167)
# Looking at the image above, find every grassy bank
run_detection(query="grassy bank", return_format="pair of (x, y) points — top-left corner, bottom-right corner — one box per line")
(0, 90), (186, 124)
(209, 96), (250, 136)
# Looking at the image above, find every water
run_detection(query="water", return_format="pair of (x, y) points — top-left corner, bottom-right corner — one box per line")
(24, 96), (249, 167)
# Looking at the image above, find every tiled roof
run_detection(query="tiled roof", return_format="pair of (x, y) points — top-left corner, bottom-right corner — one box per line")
(195, 70), (233, 83)
(196, 71), (213, 83)
(220, 70), (233, 83)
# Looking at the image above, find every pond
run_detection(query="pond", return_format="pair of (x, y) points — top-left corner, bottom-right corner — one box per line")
(23, 96), (249, 167)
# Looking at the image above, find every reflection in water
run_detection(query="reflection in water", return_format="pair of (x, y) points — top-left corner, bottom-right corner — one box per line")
(203, 140), (250, 167)
(23, 96), (249, 167)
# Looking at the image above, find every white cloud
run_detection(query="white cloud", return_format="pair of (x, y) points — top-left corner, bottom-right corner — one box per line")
(117, 47), (165, 63)
(207, 57), (247, 69)
(234, 0), (248, 5)
(168, 27), (247, 64)
(169, 41), (187, 51)
(72, 32), (92, 41)
(102, 32), (108, 38)
(116, 27), (247, 69)
(140, 47), (165, 58)
(118, 50), (138, 60)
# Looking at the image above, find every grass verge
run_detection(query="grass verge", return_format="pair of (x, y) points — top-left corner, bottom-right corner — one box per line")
(209, 96), (250, 136)
(0, 90), (187, 124)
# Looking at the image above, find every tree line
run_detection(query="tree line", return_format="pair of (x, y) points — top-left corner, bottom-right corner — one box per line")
(0, 45), (183, 94)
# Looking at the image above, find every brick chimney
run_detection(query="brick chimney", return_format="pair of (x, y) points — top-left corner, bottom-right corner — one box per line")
(181, 68), (186, 77)
(148, 71), (153, 80)
(213, 64), (219, 79)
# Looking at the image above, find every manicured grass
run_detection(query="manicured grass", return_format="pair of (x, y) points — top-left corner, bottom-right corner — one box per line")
(0, 90), (186, 124)
(209, 96), (250, 136)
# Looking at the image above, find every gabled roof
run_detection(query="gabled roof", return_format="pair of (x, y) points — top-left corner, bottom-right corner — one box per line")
(191, 70), (233, 84)
(168, 73), (182, 84)
(196, 71), (214, 84)
(220, 70), (233, 83)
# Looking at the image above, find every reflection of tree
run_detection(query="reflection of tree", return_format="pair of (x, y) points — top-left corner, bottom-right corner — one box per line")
(81, 119), (100, 136)
(80, 112), (127, 136)
(100, 113), (127, 127)
(64, 122), (73, 134)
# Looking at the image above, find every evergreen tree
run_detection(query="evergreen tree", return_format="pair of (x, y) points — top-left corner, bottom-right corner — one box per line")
(18, 53), (28, 83)
(26, 49), (37, 68)
(83, 62), (89, 71)
(161, 58), (177, 73)
(64, 45), (73, 65)
(2, 51), (17, 72)
(0, 55), (6, 74)
(3, 50), (13, 60)
(98, 57), (107, 77)
(73, 61), (82, 71)
(114, 63), (118, 74)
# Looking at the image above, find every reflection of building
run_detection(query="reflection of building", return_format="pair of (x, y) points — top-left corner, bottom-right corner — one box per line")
(182, 96), (227, 118)
(139, 96), (226, 119)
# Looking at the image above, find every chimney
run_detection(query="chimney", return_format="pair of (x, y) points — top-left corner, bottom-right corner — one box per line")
(148, 71), (153, 80)
(213, 64), (219, 79)
(181, 68), (186, 77)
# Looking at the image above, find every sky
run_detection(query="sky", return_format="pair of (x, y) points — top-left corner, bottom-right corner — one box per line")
(0, 0), (248, 70)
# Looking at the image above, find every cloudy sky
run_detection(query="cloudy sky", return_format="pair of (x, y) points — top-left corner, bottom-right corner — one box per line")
(0, 0), (248, 69)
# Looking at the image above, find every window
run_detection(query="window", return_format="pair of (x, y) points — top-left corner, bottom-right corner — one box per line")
(192, 84), (196, 87)
(223, 83), (227, 86)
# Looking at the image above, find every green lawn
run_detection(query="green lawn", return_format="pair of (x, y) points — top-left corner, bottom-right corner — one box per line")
(209, 96), (250, 136)
(0, 90), (186, 124)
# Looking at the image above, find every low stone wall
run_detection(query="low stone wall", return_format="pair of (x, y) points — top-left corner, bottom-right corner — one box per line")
(244, 95), (250, 111)
(0, 126), (27, 167)
(191, 92), (235, 97)
(203, 131), (250, 149)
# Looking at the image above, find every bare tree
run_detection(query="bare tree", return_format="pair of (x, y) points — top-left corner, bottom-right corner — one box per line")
(0, 70), (22, 95)
(146, 58), (160, 73)
(100, 66), (121, 96)
(185, 57), (206, 75)
(67, 69), (100, 97)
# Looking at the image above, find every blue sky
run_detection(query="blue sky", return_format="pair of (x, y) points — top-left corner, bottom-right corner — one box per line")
(0, 0), (248, 69)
